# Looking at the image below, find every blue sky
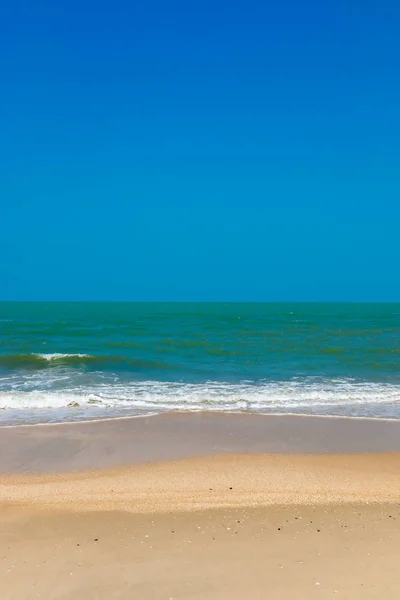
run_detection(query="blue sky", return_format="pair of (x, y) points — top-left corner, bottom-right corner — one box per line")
(2, 0), (399, 301)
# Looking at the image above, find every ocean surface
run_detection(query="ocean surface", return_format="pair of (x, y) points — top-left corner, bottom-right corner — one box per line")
(0, 302), (399, 425)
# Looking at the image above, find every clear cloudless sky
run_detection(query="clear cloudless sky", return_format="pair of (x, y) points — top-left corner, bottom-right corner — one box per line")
(1, 0), (400, 301)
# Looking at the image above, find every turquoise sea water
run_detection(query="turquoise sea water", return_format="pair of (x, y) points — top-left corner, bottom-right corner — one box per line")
(0, 302), (399, 425)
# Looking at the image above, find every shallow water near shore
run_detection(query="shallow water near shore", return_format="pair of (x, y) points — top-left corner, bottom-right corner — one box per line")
(1, 302), (399, 425)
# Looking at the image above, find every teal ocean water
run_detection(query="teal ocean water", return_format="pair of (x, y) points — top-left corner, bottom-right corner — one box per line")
(0, 303), (399, 425)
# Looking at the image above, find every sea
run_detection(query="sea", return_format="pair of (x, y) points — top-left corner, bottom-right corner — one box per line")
(0, 302), (399, 425)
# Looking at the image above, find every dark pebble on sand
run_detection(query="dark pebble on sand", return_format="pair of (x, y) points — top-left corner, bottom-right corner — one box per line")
(229, 487), (233, 490)
(94, 539), (98, 542)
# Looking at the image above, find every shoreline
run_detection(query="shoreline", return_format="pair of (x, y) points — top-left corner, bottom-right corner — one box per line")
(2, 409), (400, 430)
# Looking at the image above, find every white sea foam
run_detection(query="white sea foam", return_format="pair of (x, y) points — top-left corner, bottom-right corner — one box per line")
(0, 379), (399, 424)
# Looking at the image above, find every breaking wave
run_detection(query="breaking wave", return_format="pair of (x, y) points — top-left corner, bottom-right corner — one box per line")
(0, 379), (399, 424)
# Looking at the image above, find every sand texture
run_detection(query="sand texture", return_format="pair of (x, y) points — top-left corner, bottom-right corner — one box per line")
(1, 415), (400, 599)
(1, 451), (400, 599)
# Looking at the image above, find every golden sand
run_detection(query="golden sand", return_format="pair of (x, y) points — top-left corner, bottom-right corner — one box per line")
(1, 452), (400, 599)
(1, 452), (400, 512)
(1, 413), (400, 600)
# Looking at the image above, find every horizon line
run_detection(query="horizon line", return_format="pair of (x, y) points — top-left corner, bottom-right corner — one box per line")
(1, 300), (399, 304)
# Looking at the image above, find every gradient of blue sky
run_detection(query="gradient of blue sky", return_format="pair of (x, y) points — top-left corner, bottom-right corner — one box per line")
(2, 0), (399, 301)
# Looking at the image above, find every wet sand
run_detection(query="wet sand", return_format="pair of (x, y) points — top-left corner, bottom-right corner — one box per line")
(1, 414), (400, 599)
(2, 412), (400, 473)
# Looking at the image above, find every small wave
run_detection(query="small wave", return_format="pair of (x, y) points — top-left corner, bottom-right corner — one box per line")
(34, 353), (89, 361)
(0, 353), (172, 371)
(0, 353), (94, 369)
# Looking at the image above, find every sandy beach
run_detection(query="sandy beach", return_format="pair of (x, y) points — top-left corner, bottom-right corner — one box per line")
(1, 414), (400, 599)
